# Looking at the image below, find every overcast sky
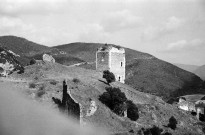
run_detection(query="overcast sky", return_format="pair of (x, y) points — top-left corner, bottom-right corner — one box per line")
(0, 0), (205, 65)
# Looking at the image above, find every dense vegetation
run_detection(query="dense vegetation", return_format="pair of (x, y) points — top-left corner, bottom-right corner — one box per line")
(99, 87), (139, 121)
(103, 70), (116, 85)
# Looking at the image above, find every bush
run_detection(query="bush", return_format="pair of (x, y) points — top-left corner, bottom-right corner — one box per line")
(126, 100), (139, 121)
(99, 87), (127, 115)
(103, 70), (115, 85)
(36, 89), (45, 98)
(99, 87), (139, 121)
(36, 85), (46, 98)
(167, 116), (177, 130)
(50, 80), (58, 85)
(29, 82), (36, 88)
(191, 111), (197, 116)
(199, 113), (205, 122)
(141, 126), (163, 135)
(30, 59), (36, 65)
(72, 78), (80, 84)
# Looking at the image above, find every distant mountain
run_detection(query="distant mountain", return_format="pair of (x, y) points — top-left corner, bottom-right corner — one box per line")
(194, 65), (205, 80)
(174, 63), (199, 73)
(54, 43), (205, 101)
(0, 45), (24, 76)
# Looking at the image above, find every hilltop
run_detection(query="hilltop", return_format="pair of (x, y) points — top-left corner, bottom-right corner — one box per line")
(0, 36), (84, 66)
(6, 61), (204, 135)
(54, 42), (205, 101)
(1, 35), (205, 101)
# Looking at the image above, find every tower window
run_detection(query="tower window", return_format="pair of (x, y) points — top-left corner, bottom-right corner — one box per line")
(118, 76), (121, 81)
(121, 62), (123, 67)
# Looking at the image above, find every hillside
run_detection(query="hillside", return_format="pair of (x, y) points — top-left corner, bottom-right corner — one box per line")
(6, 61), (205, 135)
(0, 45), (24, 76)
(54, 43), (205, 101)
(174, 63), (199, 73)
(194, 65), (205, 80)
(0, 36), (49, 56)
(0, 36), (84, 66)
(1, 36), (204, 101)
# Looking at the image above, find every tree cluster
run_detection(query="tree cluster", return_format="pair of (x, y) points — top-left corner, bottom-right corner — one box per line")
(99, 87), (139, 121)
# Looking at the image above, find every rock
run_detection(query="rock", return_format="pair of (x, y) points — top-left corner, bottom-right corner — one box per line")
(42, 54), (55, 63)
(86, 99), (97, 116)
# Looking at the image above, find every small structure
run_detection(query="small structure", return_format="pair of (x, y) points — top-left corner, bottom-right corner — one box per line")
(178, 97), (195, 112)
(195, 100), (205, 120)
(42, 54), (55, 63)
(96, 44), (125, 83)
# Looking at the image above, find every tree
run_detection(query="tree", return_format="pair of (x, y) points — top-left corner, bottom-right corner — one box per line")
(99, 87), (127, 115)
(126, 100), (139, 121)
(167, 116), (177, 130)
(30, 59), (36, 65)
(103, 70), (115, 85)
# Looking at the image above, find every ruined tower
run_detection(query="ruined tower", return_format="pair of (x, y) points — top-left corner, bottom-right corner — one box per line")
(96, 44), (125, 83)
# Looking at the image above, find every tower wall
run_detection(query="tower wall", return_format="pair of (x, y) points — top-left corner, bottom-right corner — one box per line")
(96, 51), (109, 71)
(110, 51), (125, 83)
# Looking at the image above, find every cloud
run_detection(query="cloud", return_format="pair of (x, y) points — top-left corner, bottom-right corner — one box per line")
(78, 23), (110, 43)
(0, 0), (67, 16)
(141, 16), (183, 41)
(0, 16), (34, 34)
(163, 39), (205, 52)
(101, 10), (142, 33)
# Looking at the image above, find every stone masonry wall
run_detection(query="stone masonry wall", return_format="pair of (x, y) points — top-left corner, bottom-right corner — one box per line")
(96, 51), (109, 72)
(110, 52), (125, 83)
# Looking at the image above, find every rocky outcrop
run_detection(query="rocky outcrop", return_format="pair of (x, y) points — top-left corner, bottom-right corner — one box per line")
(0, 46), (24, 76)
(86, 99), (97, 116)
(42, 54), (55, 63)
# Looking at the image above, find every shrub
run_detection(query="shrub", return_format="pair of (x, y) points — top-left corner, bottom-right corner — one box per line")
(36, 85), (46, 98)
(103, 70), (115, 85)
(141, 126), (163, 135)
(126, 100), (139, 121)
(167, 116), (177, 130)
(191, 111), (197, 116)
(99, 87), (127, 115)
(29, 82), (36, 88)
(199, 113), (205, 122)
(72, 78), (80, 84)
(30, 59), (36, 65)
(50, 80), (58, 85)
(36, 89), (45, 98)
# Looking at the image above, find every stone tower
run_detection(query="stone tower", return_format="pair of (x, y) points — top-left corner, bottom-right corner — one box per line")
(96, 44), (125, 83)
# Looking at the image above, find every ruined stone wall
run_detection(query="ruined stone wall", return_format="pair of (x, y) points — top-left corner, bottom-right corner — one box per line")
(96, 51), (109, 71)
(110, 52), (125, 83)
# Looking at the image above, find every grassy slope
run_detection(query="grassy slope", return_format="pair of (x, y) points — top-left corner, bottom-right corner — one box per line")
(54, 43), (205, 101)
(8, 62), (204, 135)
(0, 36), (85, 66)
(0, 36), (50, 65)
(0, 35), (49, 55)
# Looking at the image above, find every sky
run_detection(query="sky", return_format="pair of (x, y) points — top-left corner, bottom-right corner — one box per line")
(0, 0), (205, 65)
